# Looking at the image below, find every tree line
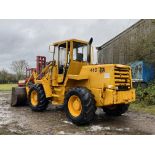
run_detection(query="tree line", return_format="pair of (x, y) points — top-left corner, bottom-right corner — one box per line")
(0, 60), (28, 84)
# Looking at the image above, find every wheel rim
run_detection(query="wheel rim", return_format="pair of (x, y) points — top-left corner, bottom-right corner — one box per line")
(68, 95), (82, 117)
(31, 90), (38, 106)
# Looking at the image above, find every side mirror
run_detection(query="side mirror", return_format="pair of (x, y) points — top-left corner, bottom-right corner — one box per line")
(49, 45), (54, 53)
(49, 45), (55, 60)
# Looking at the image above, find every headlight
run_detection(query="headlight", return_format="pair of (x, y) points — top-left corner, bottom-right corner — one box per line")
(107, 85), (113, 89)
(115, 86), (118, 90)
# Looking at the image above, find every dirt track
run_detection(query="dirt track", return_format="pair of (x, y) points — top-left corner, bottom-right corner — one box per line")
(0, 91), (155, 135)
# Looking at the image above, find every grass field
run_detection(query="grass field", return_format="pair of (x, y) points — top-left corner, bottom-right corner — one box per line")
(130, 103), (155, 115)
(0, 84), (17, 91)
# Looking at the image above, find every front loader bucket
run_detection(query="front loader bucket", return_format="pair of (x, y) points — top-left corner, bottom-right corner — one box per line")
(11, 87), (27, 106)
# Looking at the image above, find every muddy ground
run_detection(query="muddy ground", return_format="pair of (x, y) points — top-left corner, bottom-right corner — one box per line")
(0, 91), (155, 135)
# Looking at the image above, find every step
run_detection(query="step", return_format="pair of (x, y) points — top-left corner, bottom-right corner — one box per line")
(52, 94), (60, 98)
(54, 88), (62, 92)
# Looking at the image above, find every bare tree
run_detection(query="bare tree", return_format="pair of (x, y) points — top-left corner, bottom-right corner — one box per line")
(11, 60), (28, 80)
(0, 69), (8, 83)
(0, 69), (16, 84)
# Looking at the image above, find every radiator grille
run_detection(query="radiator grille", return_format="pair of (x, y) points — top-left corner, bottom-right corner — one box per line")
(114, 66), (131, 90)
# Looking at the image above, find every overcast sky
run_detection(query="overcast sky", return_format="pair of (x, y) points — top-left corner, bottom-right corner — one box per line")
(0, 19), (139, 72)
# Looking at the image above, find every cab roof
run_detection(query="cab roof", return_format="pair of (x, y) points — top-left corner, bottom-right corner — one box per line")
(52, 39), (88, 46)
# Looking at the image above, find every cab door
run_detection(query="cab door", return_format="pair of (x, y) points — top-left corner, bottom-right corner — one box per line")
(57, 42), (70, 83)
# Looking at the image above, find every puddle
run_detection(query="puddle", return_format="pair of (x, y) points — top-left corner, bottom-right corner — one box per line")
(0, 97), (7, 101)
(88, 125), (103, 132)
(63, 121), (73, 125)
(88, 125), (111, 132)
(57, 131), (65, 134)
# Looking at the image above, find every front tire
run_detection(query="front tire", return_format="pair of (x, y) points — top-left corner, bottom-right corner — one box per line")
(28, 84), (48, 111)
(64, 87), (96, 125)
(103, 104), (129, 116)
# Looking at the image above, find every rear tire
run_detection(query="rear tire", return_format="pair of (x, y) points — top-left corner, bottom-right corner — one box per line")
(102, 104), (129, 116)
(64, 87), (96, 125)
(28, 84), (48, 111)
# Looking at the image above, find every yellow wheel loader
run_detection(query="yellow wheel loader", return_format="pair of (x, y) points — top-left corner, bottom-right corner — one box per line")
(11, 38), (135, 125)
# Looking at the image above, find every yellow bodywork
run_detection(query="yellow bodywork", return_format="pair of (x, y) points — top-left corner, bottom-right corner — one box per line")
(26, 39), (135, 108)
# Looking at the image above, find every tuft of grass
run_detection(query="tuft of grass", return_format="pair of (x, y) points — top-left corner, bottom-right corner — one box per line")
(130, 104), (155, 115)
(0, 84), (17, 91)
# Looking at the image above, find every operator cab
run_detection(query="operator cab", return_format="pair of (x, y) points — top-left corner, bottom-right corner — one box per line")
(49, 39), (93, 83)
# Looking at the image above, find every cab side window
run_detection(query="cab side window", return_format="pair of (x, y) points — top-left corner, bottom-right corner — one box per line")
(73, 41), (88, 62)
